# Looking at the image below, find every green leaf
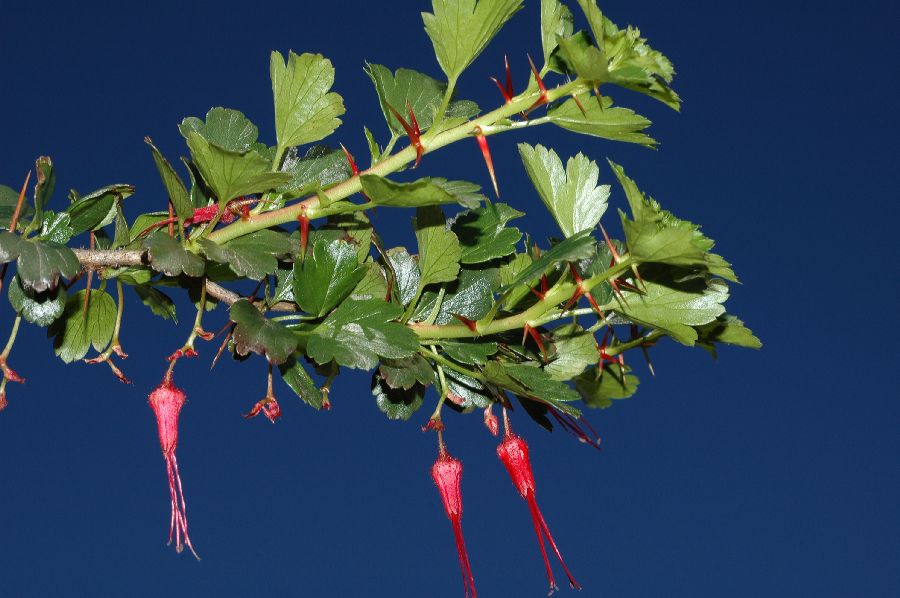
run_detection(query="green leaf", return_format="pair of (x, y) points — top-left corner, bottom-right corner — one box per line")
(293, 238), (365, 316)
(379, 354), (434, 390)
(30, 156), (55, 233)
(415, 206), (462, 287)
(439, 340), (498, 365)
(16, 239), (80, 292)
(278, 145), (351, 194)
(423, 0), (524, 82)
(553, 31), (608, 81)
(360, 175), (484, 209)
(179, 107), (259, 153)
(443, 368), (492, 410)
(610, 162), (734, 279)
(485, 361), (581, 416)
(519, 143), (609, 238)
(604, 278), (729, 346)
(371, 373), (425, 420)
(365, 63), (480, 135)
(308, 299), (419, 370)
(540, 0), (574, 66)
(545, 324), (597, 381)
(453, 202), (523, 264)
(0, 185), (33, 231)
(145, 137), (193, 221)
(575, 0), (680, 109)
(186, 132), (292, 204)
(413, 267), (499, 324)
(279, 356), (325, 410)
(352, 261), (389, 301)
(548, 94), (656, 147)
(198, 238), (278, 281)
(38, 210), (75, 245)
(574, 365), (639, 408)
(230, 299), (298, 365)
(696, 315), (762, 355)
(50, 289), (116, 363)
(66, 184), (135, 236)
(133, 285), (177, 323)
(497, 230), (595, 293)
(8, 274), (66, 326)
(143, 232), (205, 278)
(271, 51), (345, 154)
(0, 231), (23, 264)
(385, 248), (420, 307)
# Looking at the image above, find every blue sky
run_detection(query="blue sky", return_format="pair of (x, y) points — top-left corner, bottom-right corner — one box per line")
(0, 1), (897, 596)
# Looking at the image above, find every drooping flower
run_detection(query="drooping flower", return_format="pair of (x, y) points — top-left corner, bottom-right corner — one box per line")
(148, 377), (199, 559)
(497, 425), (579, 593)
(432, 445), (476, 597)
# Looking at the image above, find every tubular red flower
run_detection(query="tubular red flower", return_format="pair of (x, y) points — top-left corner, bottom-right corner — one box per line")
(432, 449), (476, 598)
(148, 378), (199, 560)
(497, 432), (579, 593)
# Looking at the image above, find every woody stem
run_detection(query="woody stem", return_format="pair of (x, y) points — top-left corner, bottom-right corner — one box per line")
(207, 78), (585, 245)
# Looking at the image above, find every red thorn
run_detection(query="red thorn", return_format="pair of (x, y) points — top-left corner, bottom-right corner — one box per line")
(386, 101), (425, 167)
(523, 324), (548, 362)
(489, 54), (515, 103)
(297, 206), (310, 262)
(452, 314), (478, 332)
(530, 287), (546, 301)
(340, 143), (360, 176)
(525, 55), (549, 114)
(571, 93), (587, 116)
(593, 84), (604, 108)
(540, 275), (549, 296)
(598, 223), (622, 263)
(473, 126), (499, 199)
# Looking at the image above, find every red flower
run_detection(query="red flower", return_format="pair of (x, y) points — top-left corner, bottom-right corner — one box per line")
(497, 431), (579, 593)
(432, 447), (477, 597)
(148, 378), (199, 559)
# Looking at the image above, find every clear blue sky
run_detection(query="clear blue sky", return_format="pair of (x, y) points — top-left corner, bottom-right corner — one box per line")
(0, 1), (897, 596)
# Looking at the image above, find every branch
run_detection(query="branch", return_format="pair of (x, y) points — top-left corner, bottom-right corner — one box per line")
(70, 248), (298, 313)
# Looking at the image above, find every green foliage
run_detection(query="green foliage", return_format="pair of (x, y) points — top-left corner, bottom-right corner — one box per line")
(519, 143), (610, 238)
(0, 0), (755, 444)
(270, 51), (345, 157)
(307, 299), (419, 370)
(50, 289), (116, 363)
(423, 0), (524, 82)
(365, 64), (479, 135)
(230, 299), (298, 364)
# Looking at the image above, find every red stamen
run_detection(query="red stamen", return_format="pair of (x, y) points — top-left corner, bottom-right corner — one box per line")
(148, 378), (199, 560)
(525, 55), (549, 114)
(473, 126), (499, 198)
(548, 407), (602, 451)
(432, 448), (477, 598)
(497, 432), (580, 592)
(452, 314), (478, 332)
